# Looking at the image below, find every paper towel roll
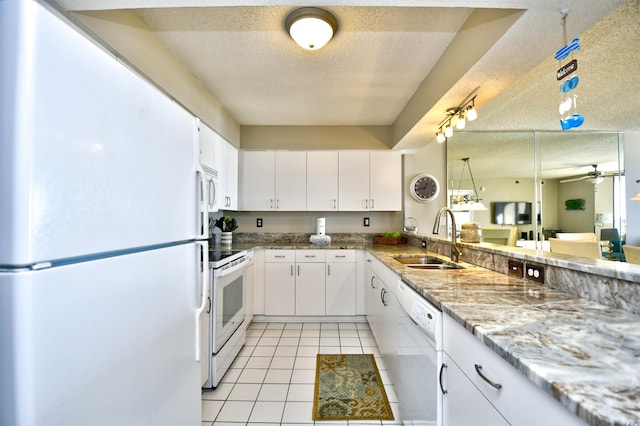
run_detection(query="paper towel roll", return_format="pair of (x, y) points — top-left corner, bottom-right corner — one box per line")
(317, 217), (326, 235)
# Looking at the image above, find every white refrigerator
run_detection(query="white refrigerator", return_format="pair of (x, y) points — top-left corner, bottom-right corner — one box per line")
(1, 1), (208, 425)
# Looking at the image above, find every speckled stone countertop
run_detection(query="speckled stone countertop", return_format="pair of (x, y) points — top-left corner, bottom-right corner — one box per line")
(366, 244), (640, 426)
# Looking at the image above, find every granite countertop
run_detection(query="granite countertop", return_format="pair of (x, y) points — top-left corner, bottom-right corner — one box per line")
(367, 244), (640, 426)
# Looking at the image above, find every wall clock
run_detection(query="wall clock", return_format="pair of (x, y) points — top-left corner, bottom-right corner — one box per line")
(410, 173), (440, 203)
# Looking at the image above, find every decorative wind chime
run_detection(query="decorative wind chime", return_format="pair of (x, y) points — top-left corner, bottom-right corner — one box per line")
(556, 8), (584, 130)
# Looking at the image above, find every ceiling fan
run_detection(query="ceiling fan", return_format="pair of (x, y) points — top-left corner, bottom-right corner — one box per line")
(560, 164), (606, 184)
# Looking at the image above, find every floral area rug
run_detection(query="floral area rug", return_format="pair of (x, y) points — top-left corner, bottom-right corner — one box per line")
(312, 354), (394, 421)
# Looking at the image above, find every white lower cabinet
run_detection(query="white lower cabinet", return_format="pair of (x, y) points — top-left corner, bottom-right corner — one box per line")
(264, 250), (295, 316)
(295, 250), (326, 316)
(441, 352), (509, 426)
(364, 254), (400, 360)
(263, 249), (357, 317)
(326, 250), (356, 316)
(443, 314), (587, 426)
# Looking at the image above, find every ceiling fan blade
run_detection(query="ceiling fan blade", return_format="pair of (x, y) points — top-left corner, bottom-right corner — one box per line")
(560, 176), (588, 183)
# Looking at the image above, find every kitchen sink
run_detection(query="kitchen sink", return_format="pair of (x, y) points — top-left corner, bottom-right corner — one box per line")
(393, 254), (463, 270)
(393, 255), (445, 265)
(406, 263), (463, 270)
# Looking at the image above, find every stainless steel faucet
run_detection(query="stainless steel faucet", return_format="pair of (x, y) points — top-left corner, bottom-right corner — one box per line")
(432, 207), (462, 263)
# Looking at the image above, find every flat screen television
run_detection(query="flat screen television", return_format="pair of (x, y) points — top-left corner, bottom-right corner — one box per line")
(492, 202), (532, 225)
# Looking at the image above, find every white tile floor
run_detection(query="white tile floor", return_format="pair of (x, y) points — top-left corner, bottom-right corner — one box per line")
(201, 321), (401, 426)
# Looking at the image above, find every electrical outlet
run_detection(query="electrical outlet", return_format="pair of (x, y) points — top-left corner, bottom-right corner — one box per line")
(256, 218), (263, 228)
(525, 263), (545, 284)
(508, 259), (524, 278)
(421, 240), (427, 249)
(363, 217), (370, 227)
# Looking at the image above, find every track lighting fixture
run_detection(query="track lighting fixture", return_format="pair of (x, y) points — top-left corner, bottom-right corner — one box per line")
(434, 95), (478, 142)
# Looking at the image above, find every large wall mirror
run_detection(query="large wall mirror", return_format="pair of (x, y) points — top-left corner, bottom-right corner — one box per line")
(447, 131), (626, 261)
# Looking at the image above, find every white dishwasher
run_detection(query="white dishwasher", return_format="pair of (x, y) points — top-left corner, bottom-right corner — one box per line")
(393, 279), (443, 426)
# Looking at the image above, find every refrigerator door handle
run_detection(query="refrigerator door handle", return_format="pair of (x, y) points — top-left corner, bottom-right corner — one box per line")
(194, 242), (209, 362)
(197, 171), (207, 239)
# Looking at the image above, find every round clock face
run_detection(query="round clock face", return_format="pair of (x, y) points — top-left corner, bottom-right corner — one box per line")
(410, 174), (440, 203)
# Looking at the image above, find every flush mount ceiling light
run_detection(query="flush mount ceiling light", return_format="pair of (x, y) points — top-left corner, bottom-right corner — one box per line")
(434, 95), (478, 143)
(285, 7), (338, 51)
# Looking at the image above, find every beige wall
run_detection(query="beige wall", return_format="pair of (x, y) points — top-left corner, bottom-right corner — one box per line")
(402, 141), (447, 234)
(226, 211), (402, 234)
(240, 125), (393, 150)
(557, 180), (596, 233)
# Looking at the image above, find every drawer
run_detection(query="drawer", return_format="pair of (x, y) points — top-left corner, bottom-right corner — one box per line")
(326, 249), (355, 262)
(265, 249), (295, 262)
(443, 315), (586, 426)
(295, 250), (326, 262)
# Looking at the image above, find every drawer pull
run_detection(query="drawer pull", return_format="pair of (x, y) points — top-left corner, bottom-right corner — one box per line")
(305, 255), (316, 258)
(474, 364), (502, 390)
(439, 363), (448, 395)
(274, 255), (286, 258)
(334, 255), (346, 258)
(370, 276), (376, 288)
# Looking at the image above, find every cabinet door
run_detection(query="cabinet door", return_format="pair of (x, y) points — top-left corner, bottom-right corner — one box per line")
(307, 151), (338, 211)
(441, 353), (509, 426)
(295, 263), (325, 316)
(239, 151), (275, 210)
(326, 262), (356, 316)
(198, 121), (215, 170)
(275, 151), (307, 211)
(338, 151), (370, 211)
(369, 151), (402, 211)
(264, 262), (295, 315)
(365, 264), (383, 344)
(220, 140), (238, 210)
(378, 283), (399, 360)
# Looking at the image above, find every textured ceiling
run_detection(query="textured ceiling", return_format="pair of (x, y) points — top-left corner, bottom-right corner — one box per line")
(134, 6), (472, 126)
(56, 0), (637, 178)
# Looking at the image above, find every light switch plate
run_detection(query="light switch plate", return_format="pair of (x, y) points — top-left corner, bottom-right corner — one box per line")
(508, 259), (524, 278)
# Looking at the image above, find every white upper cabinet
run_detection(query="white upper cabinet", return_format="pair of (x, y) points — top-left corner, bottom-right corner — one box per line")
(369, 151), (402, 211)
(338, 152), (371, 211)
(239, 151), (275, 210)
(216, 138), (238, 210)
(198, 120), (215, 171)
(239, 151), (306, 211)
(307, 151), (338, 211)
(338, 151), (402, 211)
(199, 122), (238, 211)
(240, 150), (401, 211)
(275, 151), (307, 211)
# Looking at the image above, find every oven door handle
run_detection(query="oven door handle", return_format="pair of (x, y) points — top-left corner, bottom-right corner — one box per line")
(195, 241), (209, 362)
(215, 257), (250, 278)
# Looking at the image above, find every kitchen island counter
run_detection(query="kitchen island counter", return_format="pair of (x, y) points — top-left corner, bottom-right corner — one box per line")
(367, 244), (640, 426)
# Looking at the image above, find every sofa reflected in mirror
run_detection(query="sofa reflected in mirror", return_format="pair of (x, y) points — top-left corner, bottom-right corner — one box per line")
(623, 245), (640, 265)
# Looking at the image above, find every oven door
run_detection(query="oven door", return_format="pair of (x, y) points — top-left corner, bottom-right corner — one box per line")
(212, 262), (246, 352)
